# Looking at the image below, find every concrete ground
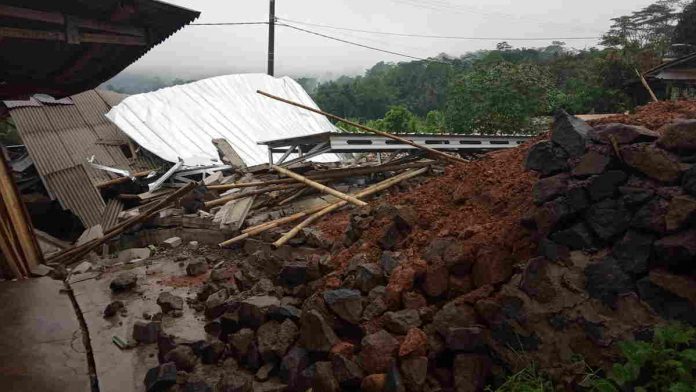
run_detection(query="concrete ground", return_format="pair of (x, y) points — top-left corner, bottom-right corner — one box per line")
(0, 277), (91, 392)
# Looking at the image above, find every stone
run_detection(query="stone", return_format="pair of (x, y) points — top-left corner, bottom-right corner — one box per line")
(163, 236), (183, 248)
(217, 371), (252, 392)
(362, 296), (388, 321)
(620, 143), (683, 183)
(653, 230), (696, 269)
(201, 340), (226, 364)
(658, 119), (696, 153)
(184, 377), (213, 392)
(205, 289), (229, 319)
(637, 274), (696, 325)
(537, 238), (570, 262)
(239, 296), (280, 328)
(449, 275), (473, 298)
(210, 268), (234, 283)
(590, 123), (659, 145)
(519, 257), (557, 303)
(110, 271), (137, 292)
(613, 230), (654, 275)
(620, 186), (656, 207)
(323, 289), (363, 324)
(267, 304), (301, 322)
(157, 292), (184, 313)
(532, 173), (568, 205)
(186, 259), (209, 277)
(279, 261), (308, 287)
(666, 195), (696, 231)
(280, 347), (310, 390)
(550, 222), (595, 250)
(585, 257), (634, 306)
(385, 265), (416, 309)
(103, 300), (124, 318)
(355, 263), (384, 293)
(330, 341), (356, 358)
(133, 320), (161, 344)
(587, 170), (628, 201)
(303, 227), (332, 249)
(683, 165), (696, 197)
(402, 291), (427, 310)
(332, 354), (364, 388)
(164, 345), (197, 372)
(399, 328), (428, 357)
(631, 198), (668, 234)
(220, 312), (241, 335)
(453, 354), (491, 392)
(572, 150), (612, 178)
(443, 240), (474, 275)
(445, 327), (484, 351)
(305, 361), (339, 392)
(551, 110), (592, 157)
(231, 329), (255, 358)
(432, 302), (477, 337)
(188, 241), (199, 250)
(524, 141), (569, 176)
(72, 261), (93, 274)
(566, 186), (590, 213)
(385, 362), (405, 392)
(361, 374), (387, 392)
(255, 363), (274, 381)
(300, 310), (339, 352)
(144, 362), (177, 392)
(533, 198), (572, 235)
(383, 309), (421, 335)
(400, 356), (428, 391)
(117, 247), (151, 263)
(471, 254), (513, 289)
(360, 330), (400, 373)
(380, 251), (403, 277)
(585, 199), (631, 240)
(257, 319), (298, 361)
(422, 260), (449, 298)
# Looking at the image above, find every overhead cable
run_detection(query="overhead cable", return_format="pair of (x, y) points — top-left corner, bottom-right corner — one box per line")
(190, 21), (268, 26)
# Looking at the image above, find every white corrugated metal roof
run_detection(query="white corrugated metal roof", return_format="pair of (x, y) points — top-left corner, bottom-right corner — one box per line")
(105, 74), (340, 167)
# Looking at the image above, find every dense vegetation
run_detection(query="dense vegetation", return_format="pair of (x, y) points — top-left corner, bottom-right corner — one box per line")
(305, 0), (694, 135)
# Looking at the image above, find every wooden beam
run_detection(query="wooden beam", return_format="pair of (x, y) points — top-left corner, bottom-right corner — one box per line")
(271, 165), (367, 207)
(0, 26), (146, 46)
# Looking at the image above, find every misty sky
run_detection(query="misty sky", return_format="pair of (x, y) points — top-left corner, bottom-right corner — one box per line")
(123, 0), (655, 79)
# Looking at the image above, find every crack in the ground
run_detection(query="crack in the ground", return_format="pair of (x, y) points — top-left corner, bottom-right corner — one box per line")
(63, 281), (100, 392)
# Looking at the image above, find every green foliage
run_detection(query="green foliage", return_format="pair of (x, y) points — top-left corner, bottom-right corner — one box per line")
(591, 323), (696, 392)
(381, 105), (415, 133)
(445, 61), (554, 135)
(486, 364), (554, 392)
(672, 0), (696, 54)
(0, 118), (20, 145)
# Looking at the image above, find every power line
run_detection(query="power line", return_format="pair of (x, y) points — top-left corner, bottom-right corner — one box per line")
(278, 17), (601, 41)
(190, 21), (268, 26)
(278, 23), (449, 64)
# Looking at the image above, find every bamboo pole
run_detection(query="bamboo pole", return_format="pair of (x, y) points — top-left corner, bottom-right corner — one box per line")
(271, 165), (367, 207)
(204, 183), (306, 209)
(219, 167), (429, 248)
(273, 167), (429, 248)
(257, 90), (468, 165)
(636, 68), (658, 103)
(96, 170), (154, 189)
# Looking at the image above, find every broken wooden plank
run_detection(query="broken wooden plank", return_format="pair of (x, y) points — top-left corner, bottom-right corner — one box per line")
(271, 165), (367, 207)
(212, 138), (246, 170)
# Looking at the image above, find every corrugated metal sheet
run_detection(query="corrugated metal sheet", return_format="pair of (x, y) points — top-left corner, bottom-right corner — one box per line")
(106, 74), (341, 167)
(9, 89), (161, 227)
(101, 199), (123, 231)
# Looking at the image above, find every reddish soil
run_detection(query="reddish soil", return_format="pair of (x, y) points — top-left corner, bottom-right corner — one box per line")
(590, 100), (696, 131)
(159, 272), (210, 288)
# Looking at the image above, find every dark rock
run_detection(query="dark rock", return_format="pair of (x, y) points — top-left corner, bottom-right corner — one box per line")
(566, 186), (590, 213)
(385, 362), (405, 392)
(432, 302), (477, 337)
(280, 347), (310, 390)
(205, 289), (229, 319)
(550, 222), (595, 250)
(590, 123), (659, 145)
(279, 261), (308, 288)
(267, 304), (301, 322)
(572, 150), (612, 178)
(230, 328), (255, 359)
(332, 354), (364, 388)
(360, 330), (400, 373)
(255, 362), (274, 381)
(666, 195), (696, 231)
(683, 165), (696, 196)
(110, 271), (137, 292)
(620, 143), (683, 183)
(585, 257), (634, 307)
(519, 257), (556, 303)
(585, 199), (631, 240)
(186, 259), (208, 277)
(197, 282), (220, 302)
(613, 230), (654, 275)
(400, 356), (428, 391)
(184, 377), (213, 392)
(355, 264), (384, 293)
(217, 371), (252, 392)
(446, 327), (484, 352)
(587, 170), (628, 201)
(383, 309), (421, 335)
(157, 292), (184, 314)
(144, 362), (177, 392)
(305, 361), (339, 392)
(300, 310), (339, 352)
(534, 197), (574, 236)
(658, 119), (696, 153)
(532, 173), (568, 205)
(620, 186), (655, 207)
(220, 311), (241, 335)
(537, 238), (570, 262)
(133, 320), (161, 344)
(402, 291), (428, 310)
(252, 381), (287, 392)
(491, 322), (540, 351)
(323, 289), (363, 324)
(380, 251), (403, 277)
(239, 296), (280, 329)
(422, 237), (451, 263)
(637, 271), (696, 325)
(524, 141), (569, 176)
(422, 260), (449, 298)
(257, 319), (298, 361)
(653, 230), (696, 270)
(201, 340), (226, 364)
(552, 110), (592, 157)
(103, 300), (124, 318)
(399, 327), (428, 358)
(453, 354), (491, 392)
(631, 198), (668, 234)
(210, 268), (234, 283)
(164, 345), (197, 372)
(443, 240), (474, 275)
(361, 374), (387, 392)
(303, 227), (333, 249)
(244, 342), (263, 371)
(362, 296), (388, 321)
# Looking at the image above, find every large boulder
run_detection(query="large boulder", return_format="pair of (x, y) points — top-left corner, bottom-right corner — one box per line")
(620, 143), (683, 183)
(551, 110), (592, 157)
(658, 120), (696, 153)
(524, 141), (569, 176)
(587, 170), (628, 201)
(359, 330), (400, 373)
(590, 123), (660, 144)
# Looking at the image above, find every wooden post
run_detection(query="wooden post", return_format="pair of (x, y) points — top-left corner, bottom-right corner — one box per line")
(271, 165), (366, 207)
(257, 90), (468, 165)
(636, 68), (658, 103)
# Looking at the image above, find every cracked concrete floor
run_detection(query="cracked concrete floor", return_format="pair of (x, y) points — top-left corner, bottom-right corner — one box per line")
(0, 277), (91, 392)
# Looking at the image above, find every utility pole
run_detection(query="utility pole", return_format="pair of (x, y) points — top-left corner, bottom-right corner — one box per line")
(267, 0), (276, 76)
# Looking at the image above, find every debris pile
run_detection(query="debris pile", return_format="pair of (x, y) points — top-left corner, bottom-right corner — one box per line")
(591, 100), (696, 130)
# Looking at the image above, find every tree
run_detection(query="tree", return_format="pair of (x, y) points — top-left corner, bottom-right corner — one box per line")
(381, 105), (415, 133)
(496, 41), (512, 51)
(445, 62), (554, 135)
(672, 0), (696, 55)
